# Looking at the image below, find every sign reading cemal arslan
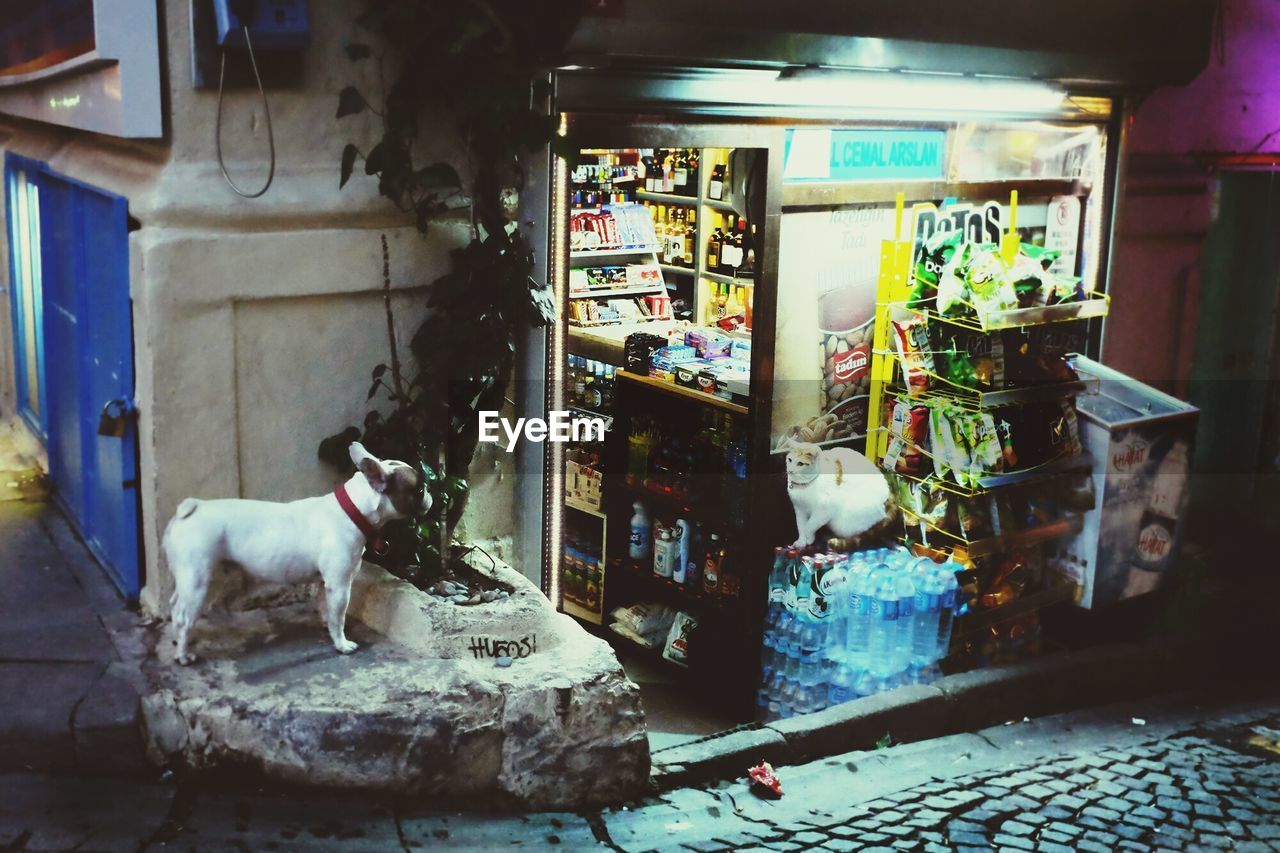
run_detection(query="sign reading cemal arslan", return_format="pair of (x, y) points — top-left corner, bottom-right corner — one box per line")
(784, 129), (948, 182)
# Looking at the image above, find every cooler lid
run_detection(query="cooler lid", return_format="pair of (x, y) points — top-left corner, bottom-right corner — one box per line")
(1074, 356), (1199, 428)
(567, 0), (1214, 91)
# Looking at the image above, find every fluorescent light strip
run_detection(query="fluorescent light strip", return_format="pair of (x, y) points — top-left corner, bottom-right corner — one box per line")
(773, 68), (1066, 117)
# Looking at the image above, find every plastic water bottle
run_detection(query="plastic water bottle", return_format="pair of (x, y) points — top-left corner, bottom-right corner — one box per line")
(865, 562), (902, 679)
(766, 671), (787, 721)
(935, 560), (961, 662)
(910, 558), (945, 668)
(756, 670), (772, 720)
(815, 555), (847, 670)
(795, 556), (814, 616)
(828, 661), (856, 707)
(844, 556), (874, 669)
(798, 622), (823, 691)
(766, 546), (788, 625)
(887, 567), (917, 683)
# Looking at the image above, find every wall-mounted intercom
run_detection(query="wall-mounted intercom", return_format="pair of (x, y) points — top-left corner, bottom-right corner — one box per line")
(213, 0), (310, 50)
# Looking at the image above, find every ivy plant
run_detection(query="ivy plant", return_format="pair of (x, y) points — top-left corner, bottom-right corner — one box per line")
(319, 0), (580, 581)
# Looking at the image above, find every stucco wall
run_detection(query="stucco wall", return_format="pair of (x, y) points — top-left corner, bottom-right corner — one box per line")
(0, 1), (520, 614)
(1103, 0), (1280, 390)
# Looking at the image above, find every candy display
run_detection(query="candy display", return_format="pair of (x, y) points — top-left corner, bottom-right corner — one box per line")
(570, 204), (660, 253)
(623, 328), (752, 404)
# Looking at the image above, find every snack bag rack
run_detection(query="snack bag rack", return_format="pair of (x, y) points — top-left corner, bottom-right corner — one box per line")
(867, 191), (1111, 669)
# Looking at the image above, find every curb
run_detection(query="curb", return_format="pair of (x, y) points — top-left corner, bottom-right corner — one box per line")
(650, 636), (1203, 789)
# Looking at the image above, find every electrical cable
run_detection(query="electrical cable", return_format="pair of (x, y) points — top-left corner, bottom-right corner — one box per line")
(216, 24), (275, 198)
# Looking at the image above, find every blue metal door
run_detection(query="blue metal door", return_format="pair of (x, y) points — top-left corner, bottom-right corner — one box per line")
(16, 156), (141, 598)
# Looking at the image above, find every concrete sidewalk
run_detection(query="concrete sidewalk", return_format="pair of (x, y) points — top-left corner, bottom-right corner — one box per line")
(0, 468), (145, 776)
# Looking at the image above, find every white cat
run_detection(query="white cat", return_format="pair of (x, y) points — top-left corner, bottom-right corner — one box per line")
(785, 442), (895, 549)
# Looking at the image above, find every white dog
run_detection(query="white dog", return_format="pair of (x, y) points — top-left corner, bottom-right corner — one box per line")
(162, 442), (429, 665)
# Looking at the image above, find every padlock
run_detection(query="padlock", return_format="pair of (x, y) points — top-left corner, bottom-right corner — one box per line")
(97, 399), (128, 438)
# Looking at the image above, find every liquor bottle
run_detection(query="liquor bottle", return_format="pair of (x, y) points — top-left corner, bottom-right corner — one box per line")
(661, 150), (674, 194)
(706, 212), (727, 268)
(744, 285), (754, 329)
(673, 149), (689, 195)
(731, 218), (747, 270)
(660, 203), (670, 262)
(668, 209), (686, 267)
(707, 154), (726, 200)
(688, 149), (700, 196)
(716, 284), (729, 321)
(573, 356), (587, 405)
(706, 216), (721, 271)
(703, 533), (723, 594)
(719, 215), (742, 269)
(743, 223), (758, 278)
(682, 208), (696, 267)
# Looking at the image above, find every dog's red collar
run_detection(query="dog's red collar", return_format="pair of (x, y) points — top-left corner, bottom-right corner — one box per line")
(334, 484), (389, 556)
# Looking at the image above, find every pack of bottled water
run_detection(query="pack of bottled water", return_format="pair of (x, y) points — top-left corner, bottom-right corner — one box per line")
(758, 544), (960, 722)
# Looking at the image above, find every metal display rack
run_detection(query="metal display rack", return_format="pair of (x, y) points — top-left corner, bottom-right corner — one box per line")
(867, 189), (1110, 662)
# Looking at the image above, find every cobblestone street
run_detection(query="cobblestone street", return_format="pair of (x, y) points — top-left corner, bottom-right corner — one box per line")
(2, 684), (1278, 851)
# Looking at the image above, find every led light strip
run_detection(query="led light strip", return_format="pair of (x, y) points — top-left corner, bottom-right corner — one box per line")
(545, 126), (569, 607)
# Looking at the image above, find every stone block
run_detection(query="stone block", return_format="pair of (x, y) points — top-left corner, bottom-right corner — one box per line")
(138, 557), (650, 809)
(766, 684), (949, 761)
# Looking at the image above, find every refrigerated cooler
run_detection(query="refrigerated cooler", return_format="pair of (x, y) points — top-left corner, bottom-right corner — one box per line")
(1053, 357), (1199, 609)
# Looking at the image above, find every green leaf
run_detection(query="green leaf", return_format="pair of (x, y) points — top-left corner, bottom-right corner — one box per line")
(363, 140), (388, 176)
(875, 732), (894, 750)
(415, 163), (462, 190)
(344, 42), (372, 61)
(339, 144), (359, 189)
(336, 86), (367, 119)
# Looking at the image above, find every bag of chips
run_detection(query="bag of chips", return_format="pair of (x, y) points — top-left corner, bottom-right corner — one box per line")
(891, 314), (935, 395)
(910, 228), (964, 305)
